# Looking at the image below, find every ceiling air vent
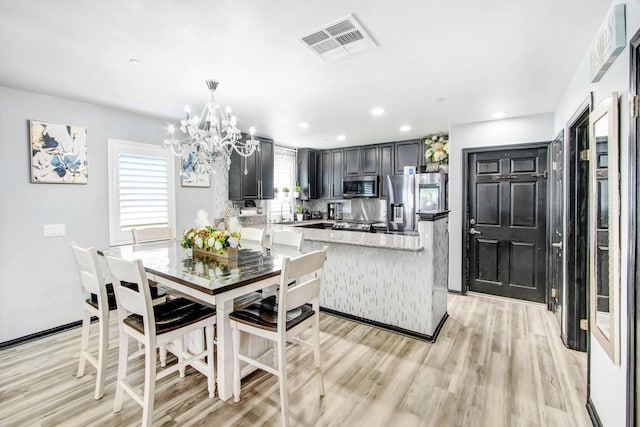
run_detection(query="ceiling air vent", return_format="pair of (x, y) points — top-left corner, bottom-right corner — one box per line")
(298, 14), (376, 61)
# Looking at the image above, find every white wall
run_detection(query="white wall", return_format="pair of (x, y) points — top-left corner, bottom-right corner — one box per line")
(447, 113), (555, 292)
(0, 86), (224, 342)
(553, 1), (640, 425)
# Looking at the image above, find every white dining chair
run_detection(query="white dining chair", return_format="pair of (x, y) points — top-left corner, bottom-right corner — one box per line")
(105, 255), (217, 427)
(240, 226), (265, 247)
(131, 225), (170, 307)
(131, 226), (172, 244)
(229, 246), (328, 427)
(269, 230), (304, 252)
(70, 242), (116, 400)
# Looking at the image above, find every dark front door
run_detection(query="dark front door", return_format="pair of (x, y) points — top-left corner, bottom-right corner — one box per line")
(566, 105), (590, 352)
(549, 132), (564, 325)
(466, 146), (548, 302)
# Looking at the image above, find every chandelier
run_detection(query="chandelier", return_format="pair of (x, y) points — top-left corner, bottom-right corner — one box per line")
(163, 80), (260, 174)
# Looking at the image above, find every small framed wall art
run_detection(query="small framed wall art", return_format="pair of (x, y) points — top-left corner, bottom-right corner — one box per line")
(181, 150), (211, 187)
(29, 120), (88, 184)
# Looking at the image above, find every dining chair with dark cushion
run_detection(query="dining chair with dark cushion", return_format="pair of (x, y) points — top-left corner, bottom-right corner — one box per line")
(229, 246), (327, 427)
(105, 254), (217, 427)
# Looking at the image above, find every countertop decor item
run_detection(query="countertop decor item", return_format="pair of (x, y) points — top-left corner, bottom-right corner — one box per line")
(181, 209), (240, 263)
(163, 80), (259, 173)
(423, 134), (449, 165)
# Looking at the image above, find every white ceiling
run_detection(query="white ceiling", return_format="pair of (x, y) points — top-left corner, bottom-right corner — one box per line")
(0, 0), (612, 149)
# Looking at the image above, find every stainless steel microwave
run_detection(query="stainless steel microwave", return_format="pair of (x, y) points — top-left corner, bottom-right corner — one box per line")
(342, 176), (378, 198)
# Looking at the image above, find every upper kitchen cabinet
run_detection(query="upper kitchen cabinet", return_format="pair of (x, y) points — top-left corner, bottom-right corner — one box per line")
(394, 139), (421, 174)
(379, 143), (394, 197)
(228, 136), (274, 200)
(297, 148), (318, 200)
(319, 149), (343, 199)
(343, 145), (378, 176)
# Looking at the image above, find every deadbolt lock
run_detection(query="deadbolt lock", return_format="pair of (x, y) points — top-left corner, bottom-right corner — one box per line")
(469, 218), (476, 225)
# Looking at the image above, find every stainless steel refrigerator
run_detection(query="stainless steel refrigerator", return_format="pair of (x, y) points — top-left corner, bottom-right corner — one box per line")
(386, 174), (416, 232)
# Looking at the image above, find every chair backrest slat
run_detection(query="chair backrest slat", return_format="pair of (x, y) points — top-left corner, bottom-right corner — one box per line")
(285, 276), (322, 312)
(105, 255), (154, 330)
(132, 227), (172, 244)
(279, 247), (327, 320)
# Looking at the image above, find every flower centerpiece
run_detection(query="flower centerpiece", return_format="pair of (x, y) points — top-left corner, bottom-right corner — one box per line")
(423, 134), (449, 172)
(181, 209), (240, 262)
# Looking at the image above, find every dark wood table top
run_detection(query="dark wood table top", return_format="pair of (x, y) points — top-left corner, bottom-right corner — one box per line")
(104, 240), (283, 296)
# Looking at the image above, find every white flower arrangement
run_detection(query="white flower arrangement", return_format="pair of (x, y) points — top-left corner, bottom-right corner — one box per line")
(181, 209), (240, 254)
(424, 134), (449, 164)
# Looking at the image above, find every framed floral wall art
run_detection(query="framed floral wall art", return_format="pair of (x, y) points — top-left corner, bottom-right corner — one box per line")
(181, 149), (211, 187)
(29, 120), (88, 184)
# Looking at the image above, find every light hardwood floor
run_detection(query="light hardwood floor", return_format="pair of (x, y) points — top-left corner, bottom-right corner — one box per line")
(0, 294), (591, 426)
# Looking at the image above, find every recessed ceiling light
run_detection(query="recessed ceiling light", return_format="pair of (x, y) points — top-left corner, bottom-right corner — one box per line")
(371, 107), (385, 116)
(337, 135), (346, 141)
(298, 122), (309, 129)
(399, 125), (411, 132)
(492, 111), (506, 119)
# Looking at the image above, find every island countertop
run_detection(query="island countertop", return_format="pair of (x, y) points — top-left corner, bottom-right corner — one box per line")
(260, 221), (424, 252)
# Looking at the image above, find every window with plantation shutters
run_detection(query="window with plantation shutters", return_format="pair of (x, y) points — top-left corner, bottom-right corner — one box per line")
(108, 139), (176, 245)
(269, 145), (297, 221)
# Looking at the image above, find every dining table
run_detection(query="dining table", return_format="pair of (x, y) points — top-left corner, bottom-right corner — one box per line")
(103, 239), (297, 401)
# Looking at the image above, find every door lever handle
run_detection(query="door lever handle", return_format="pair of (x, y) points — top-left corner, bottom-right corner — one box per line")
(551, 242), (562, 248)
(468, 228), (482, 235)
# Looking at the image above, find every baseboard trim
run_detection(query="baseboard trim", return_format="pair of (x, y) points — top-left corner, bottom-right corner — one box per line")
(586, 397), (603, 427)
(320, 307), (448, 342)
(0, 319), (84, 351)
(448, 289), (464, 295)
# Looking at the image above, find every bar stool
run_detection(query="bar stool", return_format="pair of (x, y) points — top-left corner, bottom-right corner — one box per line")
(105, 255), (217, 427)
(70, 242), (117, 400)
(229, 247), (327, 427)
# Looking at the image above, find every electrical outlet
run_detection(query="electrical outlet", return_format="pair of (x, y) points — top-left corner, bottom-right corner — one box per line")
(43, 224), (66, 237)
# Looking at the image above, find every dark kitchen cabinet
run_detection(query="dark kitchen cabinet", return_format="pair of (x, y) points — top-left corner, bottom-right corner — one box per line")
(228, 136), (274, 200)
(344, 147), (360, 176)
(319, 149), (342, 199)
(344, 145), (378, 176)
(394, 139), (421, 175)
(362, 145), (378, 174)
(297, 148), (318, 200)
(379, 143), (394, 198)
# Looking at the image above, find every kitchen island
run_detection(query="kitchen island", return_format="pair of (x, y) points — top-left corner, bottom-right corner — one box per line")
(260, 212), (449, 340)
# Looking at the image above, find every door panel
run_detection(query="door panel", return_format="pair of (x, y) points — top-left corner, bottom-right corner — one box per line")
(510, 242), (535, 287)
(511, 157), (537, 173)
(476, 239), (500, 283)
(478, 160), (499, 174)
(467, 146), (548, 302)
(476, 183), (500, 224)
(511, 182), (537, 227)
